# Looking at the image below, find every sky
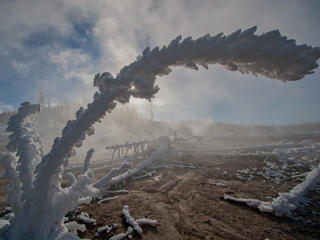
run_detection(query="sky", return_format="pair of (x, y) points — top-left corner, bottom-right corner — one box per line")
(0, 0), (319, 125)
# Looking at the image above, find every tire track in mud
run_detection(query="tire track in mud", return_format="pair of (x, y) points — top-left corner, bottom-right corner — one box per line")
(164, 171), (246, 240)
(138, 171), (247, 240)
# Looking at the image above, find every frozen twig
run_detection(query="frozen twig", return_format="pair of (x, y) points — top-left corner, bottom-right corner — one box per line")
(111, 205), (157, 239)
(109, 227), (133, 240)
(83, 148), (94, 173)
(98, 196), (119, 204)
(64, 221), (86, 234)
(106, 141), (149, 162)
(77, 212), (96, 225)
(122, 205), (142, 234)
(224, 164), (320, 217)
(96, 223), (117, 235)
(136, 218), (158, 226)
(93, 157), (131, 190)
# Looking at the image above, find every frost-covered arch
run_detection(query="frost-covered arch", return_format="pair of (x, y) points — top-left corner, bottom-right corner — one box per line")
(2, 27), (320, 240)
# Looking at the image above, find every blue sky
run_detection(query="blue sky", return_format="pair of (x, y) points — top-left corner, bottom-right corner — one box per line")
(0, 0), (319, 125)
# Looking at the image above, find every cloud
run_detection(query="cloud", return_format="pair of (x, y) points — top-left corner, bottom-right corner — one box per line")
(0, 0), (319, 124)
(0, 102), (14, 113)
(48, 49), (91, 68)
(10, 61), (30, 76)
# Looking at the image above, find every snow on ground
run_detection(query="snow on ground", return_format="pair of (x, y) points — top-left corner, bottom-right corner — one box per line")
(217, 139), (320, 184)
(225, 162), (320, 219)
(77, 212), (96, 225)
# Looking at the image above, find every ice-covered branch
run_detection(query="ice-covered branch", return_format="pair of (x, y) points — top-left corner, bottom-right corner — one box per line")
(0, 102), (42, 226)
(1, 104), (99, 239)
(95, 136), (170, 195)
(224, 164), (320, 217)
(5, 102), (42, 203)
(109, 227), (133, 240)
(83, 148), (94, 173)
(110, 205), (157, 239)
(106, 140), (149, 162)
(136, 218), (158, 226)
(93, 157), (131, 190)
(122, 205), (142, 234)
(117, 26), (320, 102)
(64, 222), (86, 235)
(8, 170), (98, 240)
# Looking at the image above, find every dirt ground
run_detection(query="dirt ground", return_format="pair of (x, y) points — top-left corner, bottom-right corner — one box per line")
(72, 153), (320, 240)
(0, 147), (319, 239)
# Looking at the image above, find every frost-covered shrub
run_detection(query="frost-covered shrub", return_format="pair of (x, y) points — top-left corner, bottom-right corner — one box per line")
(0, 103), (98, 240)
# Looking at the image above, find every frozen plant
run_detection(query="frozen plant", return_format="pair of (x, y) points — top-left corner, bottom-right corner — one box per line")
(0, 103), (99, 240)
(109, 227), (133, 240)
(106, 140), (149, 161)
(64, 222), (86, 235)
(96, 223), (117, 236)
(122, 205), (142, 234)
(77, 212), (96, 225)
(83, 148), (94, 173)
(98, 196), (119, 204)
(224, 163), (320, 217)
(110, 205), (157, 239)
(96, 136), (171, 196)
(93, 157), (132, 192)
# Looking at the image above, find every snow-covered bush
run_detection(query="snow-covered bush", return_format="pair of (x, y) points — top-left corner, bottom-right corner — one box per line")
(0, 27), (319, 239)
